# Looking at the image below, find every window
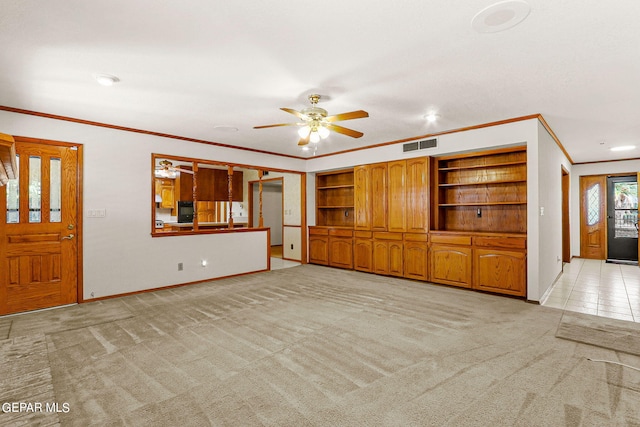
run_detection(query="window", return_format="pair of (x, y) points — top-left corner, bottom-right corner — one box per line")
(151, 154), (303, 236)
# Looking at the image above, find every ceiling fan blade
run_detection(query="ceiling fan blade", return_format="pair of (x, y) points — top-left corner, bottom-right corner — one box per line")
(281, 107), (308, 120)
(298, 133), (310, 146)
(253, 122), (302, 129)
(174, 167), (195, 175)
(326, 124), (364, 138)
(325, 110), (369, 122)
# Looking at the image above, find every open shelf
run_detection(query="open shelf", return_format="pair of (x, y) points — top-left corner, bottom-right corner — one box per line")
(433, 147), (527, 233)
(316, 169), (355, 227)
(438, 160), (526, 171)
(438, 202), (527, 207)
(438, 179), (527, 187)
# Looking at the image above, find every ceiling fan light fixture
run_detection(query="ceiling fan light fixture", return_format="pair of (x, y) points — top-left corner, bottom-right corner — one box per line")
(310, 132), (321, 144)
(318, 126), (330, 139)
(298, 125), (311, 138)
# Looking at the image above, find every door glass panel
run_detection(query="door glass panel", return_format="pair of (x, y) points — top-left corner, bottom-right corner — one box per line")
(29, 156), (41, 223)
(587, 184), (600, 226)
(6, 154), (19, 223)
(613, 182), (638, 238)
(50, 158), (62, 222)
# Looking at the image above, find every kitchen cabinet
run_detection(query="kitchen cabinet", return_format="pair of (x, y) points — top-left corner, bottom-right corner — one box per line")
(155, 178), (175, 210)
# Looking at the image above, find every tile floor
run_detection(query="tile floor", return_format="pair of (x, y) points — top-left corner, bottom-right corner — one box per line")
(270, 257), (301, 270)
(541, 258), (640, 323)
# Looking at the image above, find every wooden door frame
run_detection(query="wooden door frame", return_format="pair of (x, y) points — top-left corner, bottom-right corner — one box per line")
(12, 136), (84, 304)
(561, 166), (570, 263)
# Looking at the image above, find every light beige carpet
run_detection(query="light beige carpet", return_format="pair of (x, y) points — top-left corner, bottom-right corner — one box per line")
(1, 264), (640, 426)
(556, 311), (640, 356)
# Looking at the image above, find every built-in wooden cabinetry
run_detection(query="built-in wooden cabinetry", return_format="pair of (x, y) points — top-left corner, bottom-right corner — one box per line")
(309, 146), (528, 298)
(155, 178), (175, 210)
(178, 168), (243, 202)
(433, 147), (527, 233)
(316, 169), (354, 227)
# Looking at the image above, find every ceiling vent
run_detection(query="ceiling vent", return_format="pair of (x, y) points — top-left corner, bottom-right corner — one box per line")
(403, 138), (437, 152)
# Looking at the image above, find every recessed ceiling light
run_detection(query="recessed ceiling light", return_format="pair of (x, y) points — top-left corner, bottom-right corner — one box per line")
(610, 145), (636, 152)
(424, 113), (439, 123)
(472, 0), (531, 33)
(92, 73), (119, 86)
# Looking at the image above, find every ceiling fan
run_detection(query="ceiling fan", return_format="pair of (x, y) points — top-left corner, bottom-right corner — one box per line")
(155, 159), (195, 178)
(254, 94), (369, 146)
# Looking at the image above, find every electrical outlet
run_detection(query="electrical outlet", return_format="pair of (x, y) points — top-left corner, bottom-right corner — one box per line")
(290, 244), (294, 250)
(178, 262), (183, 271)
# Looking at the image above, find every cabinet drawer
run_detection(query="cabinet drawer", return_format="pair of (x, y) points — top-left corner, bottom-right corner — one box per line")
(373, 232), (403, 241)
(354, 231), (372, 238)
(329, 228), (354, 237)
(309, 227), (329, 236)
(404, 233), (428, 242)
(430, 234), (472, 246)
(474, 236), (526, 249)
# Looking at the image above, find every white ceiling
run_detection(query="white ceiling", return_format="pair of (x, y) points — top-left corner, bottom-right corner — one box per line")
(1, 0), (640, 162)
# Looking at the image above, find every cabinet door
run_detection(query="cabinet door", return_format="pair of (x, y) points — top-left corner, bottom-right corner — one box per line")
(179, 171), (194, 202)
(196, 168), (215, 201)
(155, 179), (175, 209)
(406, 157), (428, 233)
(388, 160), (406, 232)
(354, 165), (371, 230)
(430, 244), (472, 288)
(404, 241), (428, 281)
(354, 238), (373, 272)
(389, 241), (404, 277)
(373, 241), (389, 275)
(370, 163), (388, 231)
(309, 236), (329, 265)
(232, 170), (244, 201)
(213, 169), (229, 201)
(474, 249), (526, 296)
(329, 237), (353, 269)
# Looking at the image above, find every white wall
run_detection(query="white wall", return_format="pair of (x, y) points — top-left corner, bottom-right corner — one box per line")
(571, 159), (640, 257)
(254, 184), (283, 245)
(533, 122), (572, 301)
(0, 110), (304, 299)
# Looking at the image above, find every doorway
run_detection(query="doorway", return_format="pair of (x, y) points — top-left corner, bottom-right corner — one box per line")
(0, 139), (81, 315)
(606, 175), (638, 263)
(251, 178), (283, 258)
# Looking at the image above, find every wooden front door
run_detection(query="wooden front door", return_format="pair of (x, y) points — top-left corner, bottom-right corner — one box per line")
(580, 175), (606, 259)
(0, 140), (79, 315)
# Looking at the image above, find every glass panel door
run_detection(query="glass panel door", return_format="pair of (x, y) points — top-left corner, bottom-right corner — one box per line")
(607, 176), (638, 263)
